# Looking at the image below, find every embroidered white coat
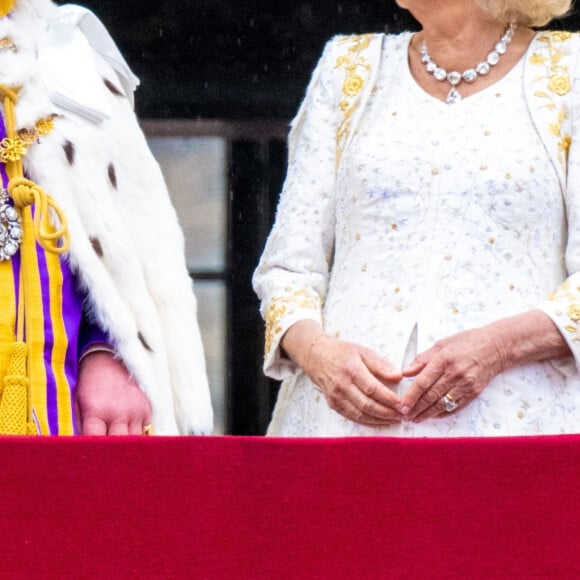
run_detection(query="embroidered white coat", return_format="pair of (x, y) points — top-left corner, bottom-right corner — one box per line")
(4, 0), (213, 435)
(254, 31), (580, 437)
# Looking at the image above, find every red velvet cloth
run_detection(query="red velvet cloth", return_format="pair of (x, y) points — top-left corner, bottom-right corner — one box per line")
(0, 435), (578, 578)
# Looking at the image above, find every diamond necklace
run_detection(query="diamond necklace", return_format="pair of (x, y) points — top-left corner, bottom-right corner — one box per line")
(420, 22), (517, 105)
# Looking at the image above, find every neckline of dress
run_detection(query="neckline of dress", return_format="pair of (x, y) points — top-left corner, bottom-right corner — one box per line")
(399, 30), (537, 109)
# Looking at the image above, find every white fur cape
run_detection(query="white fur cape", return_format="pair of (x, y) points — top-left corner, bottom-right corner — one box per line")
(1, 0), (213, 434)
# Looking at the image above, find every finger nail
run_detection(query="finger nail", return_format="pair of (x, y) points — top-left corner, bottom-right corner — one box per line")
(401, 405), (410, 415)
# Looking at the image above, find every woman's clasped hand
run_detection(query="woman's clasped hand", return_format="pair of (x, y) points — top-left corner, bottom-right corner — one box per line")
(290, 309), (570, 428)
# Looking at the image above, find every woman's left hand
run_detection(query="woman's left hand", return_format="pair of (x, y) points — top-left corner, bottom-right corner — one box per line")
(400, 311), (573, 422)
(399, 326), (509, 422)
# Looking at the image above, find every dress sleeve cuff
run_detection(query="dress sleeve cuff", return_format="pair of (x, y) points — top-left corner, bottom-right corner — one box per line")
(538, 279), (580, 375)
(262, 291), (323, 380)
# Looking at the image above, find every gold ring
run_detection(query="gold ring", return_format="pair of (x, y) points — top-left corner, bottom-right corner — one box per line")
(142, 424), (154, 436)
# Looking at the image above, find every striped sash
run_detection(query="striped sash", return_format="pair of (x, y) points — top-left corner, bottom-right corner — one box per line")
(0, 86), (73, 434)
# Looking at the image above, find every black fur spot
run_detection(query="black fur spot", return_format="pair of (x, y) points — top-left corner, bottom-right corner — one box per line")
(90, 237), (103, 257)
(138, 332), (153, 352)
(108, 163), (118, 189)
(103, 78), (124, 97)
(63, 140), (75, 165)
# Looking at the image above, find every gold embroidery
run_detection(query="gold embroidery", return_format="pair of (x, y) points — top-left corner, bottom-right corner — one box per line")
(559, 134), (572, 158)
(550, 281), (571, 299)
(551, 31), (573, 43)
(264, 290), (321, 357)
(548, 74), (572, 95)
(0, 37), (16, 52)
(18, 116), (56, 146)
(335, 34), (374, 166)
(530, 32), (573, 168)
(0, 137), (26, 162)
(529, 53), (546, 65)
(549, 110), (567, 137)
(1, 116), (58, 163)
(547, 284), (580, 337)
(343, 74), (364, 97)
(34, 117), (55, 137)
(567, 303), (580, 321)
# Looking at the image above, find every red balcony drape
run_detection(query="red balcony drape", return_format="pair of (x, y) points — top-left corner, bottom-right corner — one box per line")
(0, 435), (578, 578)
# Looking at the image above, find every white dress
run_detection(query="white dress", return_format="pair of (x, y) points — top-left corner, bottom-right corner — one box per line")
(253, 32), (580, 437)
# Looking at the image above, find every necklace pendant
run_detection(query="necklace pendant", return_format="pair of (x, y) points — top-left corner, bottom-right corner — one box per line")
(446, 87), (462, 105)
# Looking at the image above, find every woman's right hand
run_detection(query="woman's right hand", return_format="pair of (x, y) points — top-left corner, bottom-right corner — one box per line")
(281, 321), (404, 426)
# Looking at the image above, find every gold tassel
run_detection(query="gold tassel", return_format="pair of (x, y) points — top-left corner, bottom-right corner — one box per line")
(0, 340), (28, 434)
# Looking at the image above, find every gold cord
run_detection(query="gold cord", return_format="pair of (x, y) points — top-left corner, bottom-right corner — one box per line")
(0, 0), (16, 20)
(0, 80), (69, 433)
(0, 84), (69, 254)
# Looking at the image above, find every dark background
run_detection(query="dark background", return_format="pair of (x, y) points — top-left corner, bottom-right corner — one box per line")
(55, 1), (579, 121)
(55, 1), (580, 433)
(58, 1), (420, 120)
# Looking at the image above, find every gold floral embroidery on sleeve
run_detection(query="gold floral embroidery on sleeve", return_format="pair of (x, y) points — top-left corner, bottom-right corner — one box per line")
(264, 289), (322, 358)
(531, 32), (573, 167)
(547, 281), (580, 340)
(334, 34), (373, 166)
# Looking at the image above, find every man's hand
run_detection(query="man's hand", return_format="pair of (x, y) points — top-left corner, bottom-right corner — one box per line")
(76, 351), (152, 435)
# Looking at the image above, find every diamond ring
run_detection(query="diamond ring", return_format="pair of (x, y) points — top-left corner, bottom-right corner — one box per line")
(442, 394), (459, 413)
